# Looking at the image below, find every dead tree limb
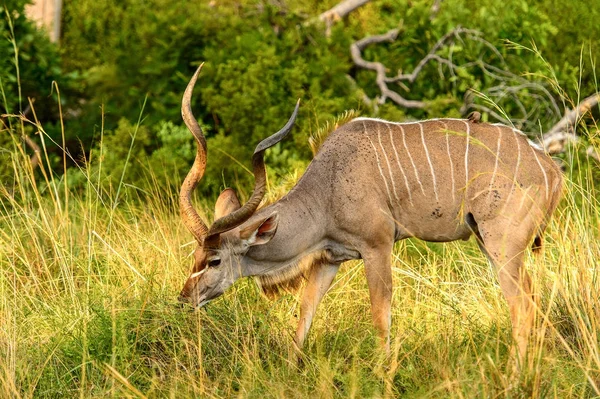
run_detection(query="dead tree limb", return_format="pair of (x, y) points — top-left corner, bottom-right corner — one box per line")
(351, 28), (426, 108)
(350, 26), (480, 109)
(541, 93), (599, 153)
(319, 0), (371, 24)
(317, 0), (372, 36)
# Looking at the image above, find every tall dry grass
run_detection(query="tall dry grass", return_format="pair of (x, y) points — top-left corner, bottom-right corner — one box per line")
(1, 107), (599, 398)
(1, 56), (599, 396)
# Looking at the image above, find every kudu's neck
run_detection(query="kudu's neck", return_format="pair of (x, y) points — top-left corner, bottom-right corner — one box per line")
(241, 186), (328, 276)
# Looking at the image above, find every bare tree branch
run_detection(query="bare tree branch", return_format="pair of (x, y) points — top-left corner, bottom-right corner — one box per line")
(351, 28), (426, 109)
(350, 22), (572, 146)
(541, 93), (599, 153)
(544, 94), (599, 136)
(318, 0), (371, 35)
(345, 74), (376, 110)
(319, 0), (371, 23)
(350, 27), (481, 109)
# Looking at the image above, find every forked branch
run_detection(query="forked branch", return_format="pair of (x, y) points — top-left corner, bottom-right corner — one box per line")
(350, 28), (424, 108)
(351, 25), (564, 137)
(350, 26), (481, 109)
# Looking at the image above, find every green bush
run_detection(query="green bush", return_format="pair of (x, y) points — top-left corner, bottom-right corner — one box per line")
(4, 0), (597, 201)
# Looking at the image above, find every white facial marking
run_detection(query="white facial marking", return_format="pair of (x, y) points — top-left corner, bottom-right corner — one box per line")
(196, 298), (213, 309)
(190, 269), (207, 279)
(419, 122), (439, 202)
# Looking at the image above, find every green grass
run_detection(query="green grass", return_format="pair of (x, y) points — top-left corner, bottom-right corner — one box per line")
(1, 109), (599, 398)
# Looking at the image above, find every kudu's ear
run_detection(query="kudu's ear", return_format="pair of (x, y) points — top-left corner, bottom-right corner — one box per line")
(214, 188), (242, 220)
(239, 213), (279, 246)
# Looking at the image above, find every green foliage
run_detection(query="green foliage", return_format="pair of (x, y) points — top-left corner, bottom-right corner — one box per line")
(1, 129), (599, 396)
(66, 118), (198, 200)
(2, 0), (598, 200)
(55, 0), (600, 200)
(2, 2), (600, 397)
(0, 1), (65, 121)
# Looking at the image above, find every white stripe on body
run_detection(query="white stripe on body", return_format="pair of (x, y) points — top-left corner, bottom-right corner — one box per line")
(377, 125), (400, 202)
(503, 129), (522, 209)
(518, 186), (533, 212)
(353, 117), (468, 125)
(387, 125), (413, 206)
(353, 118), (544, 152)
(527, 138), (544, 151)
(464, 121), (470, 191)
(419, 122), (439, 202)
(441, 122), (456, 202)
(363, 122), (394, 203)
(487, 126), (503, 202)
(400, 124), (426, 195)
(530, 146), (550, 200)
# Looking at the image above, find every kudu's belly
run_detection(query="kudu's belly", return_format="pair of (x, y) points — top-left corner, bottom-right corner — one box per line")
(391, 201), (473, 243)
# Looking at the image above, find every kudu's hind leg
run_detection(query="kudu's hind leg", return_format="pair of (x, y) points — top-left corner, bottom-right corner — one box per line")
(293, 262), (340, 351)
(363, 243), (394, 354)
(476, 218), (535, 362)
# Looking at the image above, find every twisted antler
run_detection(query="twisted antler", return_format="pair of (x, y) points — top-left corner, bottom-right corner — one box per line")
(180, 63), (300, 247)
(205, 100), (300, 247)
(180, 63), (209, 242)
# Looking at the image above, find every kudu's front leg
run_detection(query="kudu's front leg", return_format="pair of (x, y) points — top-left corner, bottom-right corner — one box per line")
(293, 262), (340, 351)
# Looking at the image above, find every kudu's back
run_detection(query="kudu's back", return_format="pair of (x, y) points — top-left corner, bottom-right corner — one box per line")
(300, 117), (562, 248)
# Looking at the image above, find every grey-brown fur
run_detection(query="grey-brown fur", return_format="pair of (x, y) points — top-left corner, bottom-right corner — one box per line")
(178, 67), (562, 362)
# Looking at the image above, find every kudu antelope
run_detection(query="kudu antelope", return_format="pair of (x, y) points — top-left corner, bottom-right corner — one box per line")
(178, 65), (562, 360)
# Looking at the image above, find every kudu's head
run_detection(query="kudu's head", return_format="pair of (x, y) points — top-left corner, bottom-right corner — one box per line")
(177, 64), (299, 308)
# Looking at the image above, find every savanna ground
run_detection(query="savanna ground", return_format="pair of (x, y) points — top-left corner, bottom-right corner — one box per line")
(1, 107), (599, 398)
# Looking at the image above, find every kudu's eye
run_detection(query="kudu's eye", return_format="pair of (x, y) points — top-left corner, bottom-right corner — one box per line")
(207, 257), (221, 268)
